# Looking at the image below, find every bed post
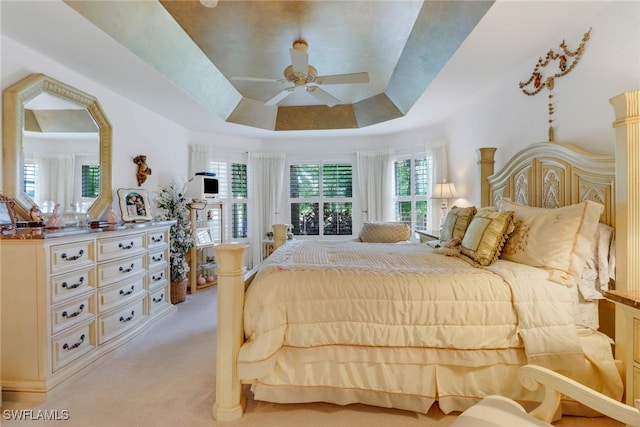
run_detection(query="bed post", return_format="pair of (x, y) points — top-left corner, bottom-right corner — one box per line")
(212, 243), (248, 422)
(610, 89), (640, 293)
(477, 147), (497, 207)
(272, 223), (288, 250)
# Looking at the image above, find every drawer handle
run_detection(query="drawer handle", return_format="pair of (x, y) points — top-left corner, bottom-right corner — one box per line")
(119, 263), (135, 273)
(152, 293), (165, 303)
(62, 276), (84, 290)
(152, 254), (164, 262)
(119, 285), (135, 296)
(120, 311), (135, 323)
(119, 241), (135, 250)
(151, 235), (163, 243)
(61, 249), (84, 261)
(62, 334), (85, 351)
(62, 304), (85, 319)
(152, 272), (164, 282)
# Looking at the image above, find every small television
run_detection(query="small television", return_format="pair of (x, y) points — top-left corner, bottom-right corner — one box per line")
(185, 175), (219, 201)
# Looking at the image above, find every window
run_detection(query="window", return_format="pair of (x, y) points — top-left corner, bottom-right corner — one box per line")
(209, 161), (248, 240)
(289, 162), (353, 236)
(23, 162), (37, 198)
(81, 165), (100, 198)
(394, 156), (431, 232)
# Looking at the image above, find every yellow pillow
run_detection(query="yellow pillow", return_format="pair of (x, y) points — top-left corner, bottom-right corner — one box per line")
(499, 199), (604, 285)
(460, 210), (515, 266)
(358, 222), (410, 243)
(440, 206), (477, 241)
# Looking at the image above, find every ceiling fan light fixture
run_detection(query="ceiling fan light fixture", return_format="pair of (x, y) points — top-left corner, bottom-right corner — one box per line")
(199, 0), (218, 8)
(292, 40), (308, 53)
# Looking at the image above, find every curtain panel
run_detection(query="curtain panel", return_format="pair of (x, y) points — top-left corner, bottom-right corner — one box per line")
(248, 152), (286, 267)
(356, 150), (394, 223)
(425, 141), (449, 231)
(188, 144), (212, 178)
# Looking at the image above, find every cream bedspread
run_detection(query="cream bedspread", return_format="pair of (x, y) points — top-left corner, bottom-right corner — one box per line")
(238, 240), (585, 380)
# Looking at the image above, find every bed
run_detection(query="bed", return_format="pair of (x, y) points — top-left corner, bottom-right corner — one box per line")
(212, 141), (622, 422)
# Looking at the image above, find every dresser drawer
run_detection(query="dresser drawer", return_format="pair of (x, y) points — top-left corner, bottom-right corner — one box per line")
(148, 247), (168, 269)
(98, 297), (146, 344)
(97, 254), (145, 287)
(97, 233), (146, 262)
(97, 275), (146, 313)
(51, 267), (96, 304)
(148, 265), (169, 290)
(148, 285), (170, 316)
(634, 365), (640, 405)
(52, 320), (97, 372)
(50, 240), (95, 274)
(51, 294), (96, 335)
(147, 229), (169, 249)
(634, 318), (640, 364)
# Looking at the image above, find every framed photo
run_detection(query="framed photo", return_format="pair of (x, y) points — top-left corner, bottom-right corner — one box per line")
(117, 188), (153, 222)
(0, 194), (17, 232)
(194, 227), (213, 247)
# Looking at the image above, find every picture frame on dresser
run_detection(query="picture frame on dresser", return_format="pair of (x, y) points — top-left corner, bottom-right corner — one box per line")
(0, 194), (17, 232)
(117, 188), (153, 222)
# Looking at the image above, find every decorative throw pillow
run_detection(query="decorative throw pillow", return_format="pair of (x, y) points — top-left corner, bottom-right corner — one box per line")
(358, 222), (410, 243)
(499, 199), (604, 286)
(440, 206), (477, 241)
(460, 210), (515, 266)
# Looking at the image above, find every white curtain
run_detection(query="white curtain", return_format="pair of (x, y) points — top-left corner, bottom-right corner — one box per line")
(356, 149), (394, 222)
(248, 152), (286, 267)
(425, 140), (449, 230)
(188, 144), (212, 177)
(32, 153), (75, 212)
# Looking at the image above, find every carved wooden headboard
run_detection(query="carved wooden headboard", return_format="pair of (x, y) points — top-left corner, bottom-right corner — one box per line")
(478, 142), (615, 227)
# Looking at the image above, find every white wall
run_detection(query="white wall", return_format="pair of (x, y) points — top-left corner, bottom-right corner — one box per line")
(431, 1), (640, 207)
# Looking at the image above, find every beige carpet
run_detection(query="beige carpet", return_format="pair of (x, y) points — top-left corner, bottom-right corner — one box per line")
(3, 286), (622, 426)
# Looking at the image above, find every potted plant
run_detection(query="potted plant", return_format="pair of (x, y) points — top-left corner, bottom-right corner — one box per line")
(155, 182), (194, 304)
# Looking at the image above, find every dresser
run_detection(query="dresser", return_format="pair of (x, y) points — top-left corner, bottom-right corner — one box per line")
(0, 222), (176, 402)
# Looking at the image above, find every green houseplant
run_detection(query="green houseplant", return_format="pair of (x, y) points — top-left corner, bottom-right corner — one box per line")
(155, 182), (194, 303)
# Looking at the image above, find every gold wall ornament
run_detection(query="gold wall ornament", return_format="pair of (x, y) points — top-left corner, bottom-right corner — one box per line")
(519, 28), (591, 142)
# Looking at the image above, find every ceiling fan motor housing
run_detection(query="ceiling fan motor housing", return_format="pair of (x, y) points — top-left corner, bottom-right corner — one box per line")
(284, 64), (318, 86)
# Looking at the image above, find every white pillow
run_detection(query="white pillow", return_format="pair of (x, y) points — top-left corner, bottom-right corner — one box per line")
(499, 199), (604, 286)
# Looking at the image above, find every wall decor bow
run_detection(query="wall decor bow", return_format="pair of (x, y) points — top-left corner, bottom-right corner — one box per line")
(519, 28), (591, 142)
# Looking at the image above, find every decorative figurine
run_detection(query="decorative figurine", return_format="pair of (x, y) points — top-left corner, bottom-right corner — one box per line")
(45, 203), (65, 229)
(104, 204), (118, 224)
(133, 155), (152, 186)
(29, 204), (43, 223)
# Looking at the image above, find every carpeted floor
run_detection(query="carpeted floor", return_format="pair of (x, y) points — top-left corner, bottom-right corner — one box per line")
(2, 286), (622, 426)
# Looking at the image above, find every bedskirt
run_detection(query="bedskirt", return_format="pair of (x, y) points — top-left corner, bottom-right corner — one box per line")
(247, 329), (622, 415)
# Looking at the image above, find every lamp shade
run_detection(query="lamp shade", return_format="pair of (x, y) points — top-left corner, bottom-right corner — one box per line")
(432, 182), (457, 199)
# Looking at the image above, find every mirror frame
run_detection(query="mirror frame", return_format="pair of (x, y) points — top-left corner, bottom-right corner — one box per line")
(3, 73), (112, 221)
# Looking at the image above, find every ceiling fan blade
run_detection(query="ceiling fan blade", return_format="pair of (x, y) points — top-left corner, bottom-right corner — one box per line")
(290, 48), (309, 75)
(306, 86), (340, 107)
(231, 76), (284, 83)
(315, 72), (370, 85)
(265, 88), (295, 106)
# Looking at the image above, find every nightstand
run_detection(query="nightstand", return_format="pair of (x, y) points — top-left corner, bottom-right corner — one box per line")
(416, 229), (440, 243)
(604, 289), (640, 407)
(263, 239), (275, 260)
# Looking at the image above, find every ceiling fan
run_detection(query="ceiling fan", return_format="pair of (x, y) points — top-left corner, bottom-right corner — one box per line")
(231, 40), (369, 108)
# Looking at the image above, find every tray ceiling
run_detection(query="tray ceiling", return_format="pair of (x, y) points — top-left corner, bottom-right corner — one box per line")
(65, 0), (493, 132)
